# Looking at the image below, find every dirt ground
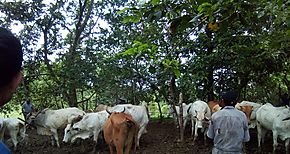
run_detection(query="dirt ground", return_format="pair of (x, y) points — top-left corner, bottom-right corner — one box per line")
(10, 119), (287, 154)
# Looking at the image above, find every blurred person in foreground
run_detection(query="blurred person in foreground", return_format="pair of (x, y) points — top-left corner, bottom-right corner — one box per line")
(0, 27), (23, 154)
(207, 90), (250, 154)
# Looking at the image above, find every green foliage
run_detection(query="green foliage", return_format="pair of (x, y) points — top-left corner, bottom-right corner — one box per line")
(0, 0), (289, 115)
(148, 101), (170, 118)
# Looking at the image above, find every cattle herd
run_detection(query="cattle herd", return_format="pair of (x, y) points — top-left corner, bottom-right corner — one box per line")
(0, 100), (290, 153)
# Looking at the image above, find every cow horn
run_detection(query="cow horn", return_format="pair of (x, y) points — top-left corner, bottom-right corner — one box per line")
(17, 118), (37, 129)
(187, 105), (192, 114)
(106, 108), (112, 115)
(121, 107), (125, 113)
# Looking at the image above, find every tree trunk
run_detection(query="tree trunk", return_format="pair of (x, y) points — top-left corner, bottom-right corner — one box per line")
(207, 67), (214, 101)
(67, 88), (78, 107)
(168, 75), (179, 127)
(178, 93), (184, 142)
(156, 100), (163, 119)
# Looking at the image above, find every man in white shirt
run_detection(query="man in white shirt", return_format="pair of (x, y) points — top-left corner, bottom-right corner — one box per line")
(207, 90), (250, 154)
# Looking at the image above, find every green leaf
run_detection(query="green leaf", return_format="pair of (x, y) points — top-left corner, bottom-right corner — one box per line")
(173, 69), (181, 77)
(189, 14), (203, 23)
(151, 0), (160, 5)
(117, 8), (128, 15)
(122, 16), (131, 23)
(122, 48), (136, 56)
(287, 17), (290, 29)
(197, 2), (212, 14)
(287, 30), (290, 36)
(149, 65), (156, 74)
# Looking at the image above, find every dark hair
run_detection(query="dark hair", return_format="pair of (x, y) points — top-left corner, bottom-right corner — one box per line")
(220, 90), (237, 106)
(0, 27), (23, 87)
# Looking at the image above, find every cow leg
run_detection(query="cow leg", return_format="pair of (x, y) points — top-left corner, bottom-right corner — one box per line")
(203, 127), (208, 145)
(256, 122), (266, 151)
(93, 129), (100, 144)
(10, 131), (18, 151)
(124, 138), (133, 154)
(191, 119), (195, 137)
(109, 145), (114, 154)
(183, 118), (187, 129)
(51, 129), (60, 147)
(115, 141), (124, 154)
(193, 123), (198, 143)
(92, 129), (101, 153)
(272, 130), (278, 154)
(50, 135), (55, 146)
(136, 125), (146, 148)
(285, 138), (290, 154)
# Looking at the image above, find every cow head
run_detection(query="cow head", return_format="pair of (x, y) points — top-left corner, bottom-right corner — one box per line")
(63, 122), (83, 143)
(106, 107), (125, 116)
(239, 105), (253, 122)
(25, 108), (49, 128)
(193, 110), (210, 129)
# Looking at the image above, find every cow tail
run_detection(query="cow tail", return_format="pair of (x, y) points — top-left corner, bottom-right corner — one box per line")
(124, 119), (138, 152)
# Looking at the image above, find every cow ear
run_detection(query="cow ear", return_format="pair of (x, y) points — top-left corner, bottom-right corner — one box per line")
(72, 127), (80, 131)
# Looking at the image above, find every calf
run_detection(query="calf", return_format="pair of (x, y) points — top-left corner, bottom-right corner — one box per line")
(63, 110), (109, 145)
(187, 100), (211, 143)
(0, 118), (27, 151)
(27, 107), (85, 147)
(103, 110), (139, 154)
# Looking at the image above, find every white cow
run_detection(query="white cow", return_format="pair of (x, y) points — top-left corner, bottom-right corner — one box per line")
(109, 104), (149, 147)
(168, 103), (192, 128)
(0, 118), (27, 151)
(27, 107), (85, 147)
(235, 101), (262, 128)
(256, 103), (290, 153)
(63, 110), (109, 145)
(187, 100), (211, 142)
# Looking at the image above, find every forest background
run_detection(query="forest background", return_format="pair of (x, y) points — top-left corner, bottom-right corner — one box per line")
(0, 0), (289, 118)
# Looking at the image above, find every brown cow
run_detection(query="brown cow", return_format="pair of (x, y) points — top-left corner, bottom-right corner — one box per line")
(103, 110), (139, 154)
(239, 105), (253, 121)
(235, 101), (262, 128)
(207, 101), (221, 113)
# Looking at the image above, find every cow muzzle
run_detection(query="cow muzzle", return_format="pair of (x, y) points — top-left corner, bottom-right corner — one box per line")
(196, 121), (203, 129)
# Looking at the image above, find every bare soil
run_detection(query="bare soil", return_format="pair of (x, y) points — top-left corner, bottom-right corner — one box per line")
(10, 119), (287, 154)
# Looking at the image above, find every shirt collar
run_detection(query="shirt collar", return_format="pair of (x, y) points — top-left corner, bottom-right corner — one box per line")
(223, 106), (235, 109)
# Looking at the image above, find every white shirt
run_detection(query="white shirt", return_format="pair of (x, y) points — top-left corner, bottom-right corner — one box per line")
(207, 106), (250, 153)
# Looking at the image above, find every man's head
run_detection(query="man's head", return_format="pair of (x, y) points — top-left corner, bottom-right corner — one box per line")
(0, 27), (23, 106)
(220, 90), (237, 107)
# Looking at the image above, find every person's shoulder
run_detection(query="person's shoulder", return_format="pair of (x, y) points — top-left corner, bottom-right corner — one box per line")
(234, 108), (245, 114)
(234, 108), (248, 119)
(211, 110), (224, 118)
(0, 141), (11, 154)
